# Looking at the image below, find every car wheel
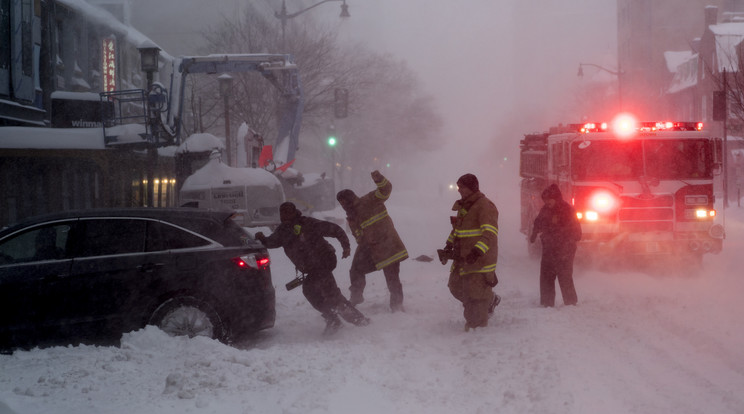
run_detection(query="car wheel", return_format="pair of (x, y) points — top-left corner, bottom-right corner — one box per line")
(149, 296), (228, 342)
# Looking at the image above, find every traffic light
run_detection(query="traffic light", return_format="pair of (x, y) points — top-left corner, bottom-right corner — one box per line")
(327, 124), (337, 147)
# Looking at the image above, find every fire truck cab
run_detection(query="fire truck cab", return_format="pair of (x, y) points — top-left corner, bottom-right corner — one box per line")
(520, 116), (725, 266)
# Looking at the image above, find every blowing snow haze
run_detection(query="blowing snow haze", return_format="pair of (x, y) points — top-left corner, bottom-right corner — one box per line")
(129, 0), (616, 183)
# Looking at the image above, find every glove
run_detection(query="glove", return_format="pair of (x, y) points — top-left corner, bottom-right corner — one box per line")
(437, 243), (454, 265)
(255, 232), (266, 243)
(465, 248), (483, 264)
(342, 247), (351, 259)
(371, 170), (382, 181)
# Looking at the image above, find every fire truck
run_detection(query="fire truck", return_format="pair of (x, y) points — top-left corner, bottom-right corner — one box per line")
(519, 115), (726, 267)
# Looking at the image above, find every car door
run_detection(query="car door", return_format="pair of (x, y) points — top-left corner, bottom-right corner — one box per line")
(0, 221), (75, 348)
(65, 218), (171, 341)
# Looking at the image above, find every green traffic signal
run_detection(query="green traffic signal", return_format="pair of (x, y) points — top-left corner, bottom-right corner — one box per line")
(327, 136), (337, 147)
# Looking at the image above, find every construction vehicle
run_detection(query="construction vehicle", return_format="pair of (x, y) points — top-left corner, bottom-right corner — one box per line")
(519, 114), (725, 267)
(102, 54), (335, 226)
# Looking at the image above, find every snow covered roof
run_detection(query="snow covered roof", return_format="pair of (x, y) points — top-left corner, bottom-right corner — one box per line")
(0, 125), (177, 156)
(56, 0), (173, 61)
(175, 133), (225, 154)
(665, 52), (698, 94)
(710, 22), (744, 72)
(664, 51), (694, 73)
(180, 158), (282, 191)
(0, 126), (106, 149)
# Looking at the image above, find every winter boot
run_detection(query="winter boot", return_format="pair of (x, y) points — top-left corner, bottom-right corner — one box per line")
(335, 301), (370, 327)
(488, 294), (501, 316)
(322, 314), (343, 336)
(390, 303), (406, 313)
(389, 287), (404, 313)
(349, 291), (364, 305)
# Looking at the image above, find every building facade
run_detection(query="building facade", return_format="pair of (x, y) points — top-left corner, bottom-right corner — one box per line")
(617, 0), (741, 117)
(0, 0), (178, 227)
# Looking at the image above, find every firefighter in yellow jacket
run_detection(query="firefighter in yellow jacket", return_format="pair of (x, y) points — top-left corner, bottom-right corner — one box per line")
(336, 170), (408, 312)
(442, 173), (499, 331)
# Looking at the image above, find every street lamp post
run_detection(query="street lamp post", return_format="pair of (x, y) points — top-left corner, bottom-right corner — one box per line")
(138, 41), (161, 207)
(218, 74), (235, 167)
(275, 0), (350, 50)
(578, 62), (623, 110)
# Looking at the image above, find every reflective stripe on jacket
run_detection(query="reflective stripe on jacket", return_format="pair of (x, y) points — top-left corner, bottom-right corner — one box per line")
(346, 174), (408, 270)
(447, 191), (499, 276)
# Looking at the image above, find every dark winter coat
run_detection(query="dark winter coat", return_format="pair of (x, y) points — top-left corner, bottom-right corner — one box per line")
(260, 215), (350, 273)
(530, 184), (582, 256)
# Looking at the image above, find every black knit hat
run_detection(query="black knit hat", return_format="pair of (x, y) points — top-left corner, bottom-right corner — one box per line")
(336, 189), (357, 203)
(279, 201), (301, 218)
(541, 183), (562, 201)
(457, 173), (479, 192)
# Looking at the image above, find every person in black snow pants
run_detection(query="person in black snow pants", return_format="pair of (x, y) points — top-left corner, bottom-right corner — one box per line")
(255, 202), (370, 335)
(529, 184), (582, 307)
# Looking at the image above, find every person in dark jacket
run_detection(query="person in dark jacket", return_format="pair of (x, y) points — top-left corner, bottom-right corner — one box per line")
(336, 170), (408, 312)
(529, 184), (581, 307)
(255, 202), (369, 335)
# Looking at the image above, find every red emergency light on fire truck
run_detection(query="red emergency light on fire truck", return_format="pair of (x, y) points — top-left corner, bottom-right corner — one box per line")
(519, 114), (725, 265)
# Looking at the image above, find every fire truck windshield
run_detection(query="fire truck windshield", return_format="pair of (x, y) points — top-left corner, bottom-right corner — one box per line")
(571, 139), (712, 181)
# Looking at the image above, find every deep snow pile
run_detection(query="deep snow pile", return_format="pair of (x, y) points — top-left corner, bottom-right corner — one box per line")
(1, 188), (743, 414)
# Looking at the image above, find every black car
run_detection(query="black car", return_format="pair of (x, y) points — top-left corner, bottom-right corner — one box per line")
(0, 208), (275, 352)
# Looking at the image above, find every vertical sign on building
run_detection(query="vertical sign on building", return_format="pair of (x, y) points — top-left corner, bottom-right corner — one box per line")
(102, 37), (116, 92)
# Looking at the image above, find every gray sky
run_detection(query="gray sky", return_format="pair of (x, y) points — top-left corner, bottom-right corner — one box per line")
(130, 0), (617, 190)
(323, 0), (617, 189)
(131, 0), (616, 130)
(331, 1), (616, 130)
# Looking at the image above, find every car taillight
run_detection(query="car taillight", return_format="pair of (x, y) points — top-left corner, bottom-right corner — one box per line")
(257, 256), (270, 268)
(232, 253), (270, 270)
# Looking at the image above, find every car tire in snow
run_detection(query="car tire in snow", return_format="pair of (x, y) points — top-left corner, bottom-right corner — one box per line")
(149, 296), (228, 342)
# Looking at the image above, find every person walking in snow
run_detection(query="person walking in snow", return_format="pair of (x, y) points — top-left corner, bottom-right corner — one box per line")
(529, 183), (581, 307)
(255, 202), (369, 335)
(336, 170), (408, 312)
(441, 173), (500, 331)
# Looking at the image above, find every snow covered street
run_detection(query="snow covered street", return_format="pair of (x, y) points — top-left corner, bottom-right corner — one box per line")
(1, 188), (743, 414)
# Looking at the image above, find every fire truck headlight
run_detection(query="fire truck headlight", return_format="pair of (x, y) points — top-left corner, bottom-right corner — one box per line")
(585, 211), (599, 221)
(589, 190), (617, 214)
(689, 208), (716, 219)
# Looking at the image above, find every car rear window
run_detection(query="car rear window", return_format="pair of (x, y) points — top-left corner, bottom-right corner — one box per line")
(166, 217), (249, 246)
(146, 221), (211, 251)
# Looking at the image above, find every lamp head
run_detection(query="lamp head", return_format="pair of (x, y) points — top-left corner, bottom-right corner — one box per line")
(137, 40), (161, 73)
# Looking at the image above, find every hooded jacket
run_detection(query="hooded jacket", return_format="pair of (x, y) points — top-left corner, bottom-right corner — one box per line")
(531, 184), (582, 254)
(261, 215), (350, 273)
(446, 191), (499, 276)
(344, 173), (408, 270)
